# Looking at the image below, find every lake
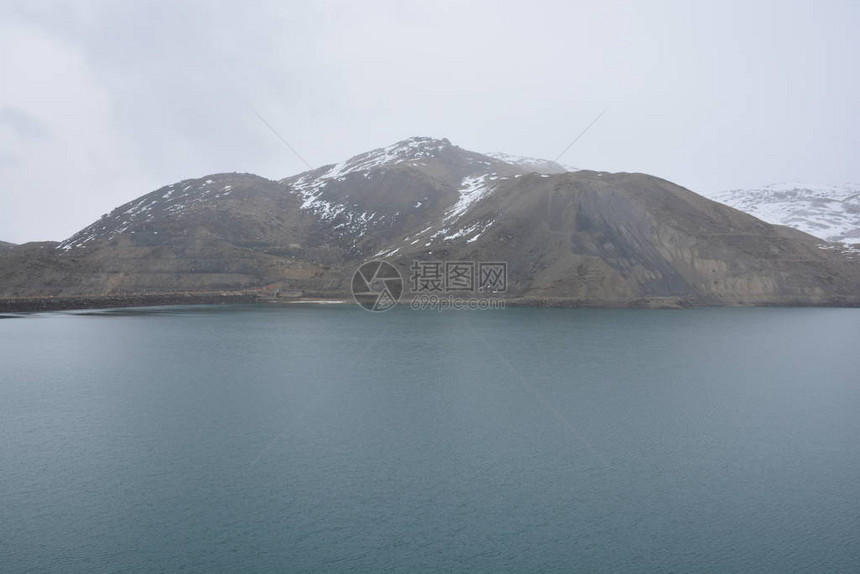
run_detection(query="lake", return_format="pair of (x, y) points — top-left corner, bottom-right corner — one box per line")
(1, 305), (858, 573)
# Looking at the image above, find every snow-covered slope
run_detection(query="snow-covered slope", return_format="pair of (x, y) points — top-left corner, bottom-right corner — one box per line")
(57, 175), (241, 250)
(484, 152), (577, 174)
(708, 183), (860, 244)
(283, 137), (452, 225)
(279, 137), (529, 248)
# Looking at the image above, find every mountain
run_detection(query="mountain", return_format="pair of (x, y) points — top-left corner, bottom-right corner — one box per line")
(1, 137), (858, 307)
(373, 170), (859, 305)
(279, 137), (527, 252)
(707, 183), (860, 244)
(0, 241), (16, 249)
(3, 173), (332, 296)
(484, 152), (576, 174)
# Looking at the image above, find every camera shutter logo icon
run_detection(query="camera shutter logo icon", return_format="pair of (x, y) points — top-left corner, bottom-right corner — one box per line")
(351, 261), (403, 312)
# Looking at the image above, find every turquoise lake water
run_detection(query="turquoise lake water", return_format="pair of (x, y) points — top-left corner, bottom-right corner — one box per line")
(1, 305), (858, 572)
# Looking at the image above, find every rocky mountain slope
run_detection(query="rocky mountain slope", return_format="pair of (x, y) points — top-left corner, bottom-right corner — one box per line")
(2, 173), (330, 296)
(707, 183), (860, 244)
(373, 170), (859, 305)
(2, 137), (858, 306)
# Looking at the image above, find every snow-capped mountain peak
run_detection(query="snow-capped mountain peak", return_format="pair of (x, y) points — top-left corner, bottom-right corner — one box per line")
(707, 183), (860, 244)
(282, 137), (456, 222)
(312, 136), (453, 182)
(484, 152), (577, 174)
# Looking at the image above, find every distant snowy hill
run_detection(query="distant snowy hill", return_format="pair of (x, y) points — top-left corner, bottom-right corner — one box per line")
(484, 152), (577, 174)
(708, 183), (860, 244)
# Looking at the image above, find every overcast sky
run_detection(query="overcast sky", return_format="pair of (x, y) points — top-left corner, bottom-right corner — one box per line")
(1, 0), (857, 243)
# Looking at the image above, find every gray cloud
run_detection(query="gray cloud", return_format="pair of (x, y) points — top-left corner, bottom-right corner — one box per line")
(0, 106), (50, 139)
(1, 0), (858, 243)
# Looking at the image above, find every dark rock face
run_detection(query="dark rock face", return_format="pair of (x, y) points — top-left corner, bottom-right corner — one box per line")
(1, 138), (858, 306)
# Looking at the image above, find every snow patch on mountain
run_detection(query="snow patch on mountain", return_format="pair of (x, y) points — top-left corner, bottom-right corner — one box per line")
(286, 137), (451, 204)
(324, 137), (450, 181)
(287, 174), (387, 244)
(57, 179), (235, 250)
(707, 183), (860, 244)
(380, 174), (500, 251)
(289, 173), (346, 220)
(446, 174), (496, 221)
(284, 137), (455, 240)
(485, 152), (577, 174)
(424, 174), (498, 244)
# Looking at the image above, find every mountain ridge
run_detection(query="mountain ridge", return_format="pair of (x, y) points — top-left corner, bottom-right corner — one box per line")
(1, 137), (858, 307)
(483, 152), (577, 174)
(707, 183), (860, 244)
